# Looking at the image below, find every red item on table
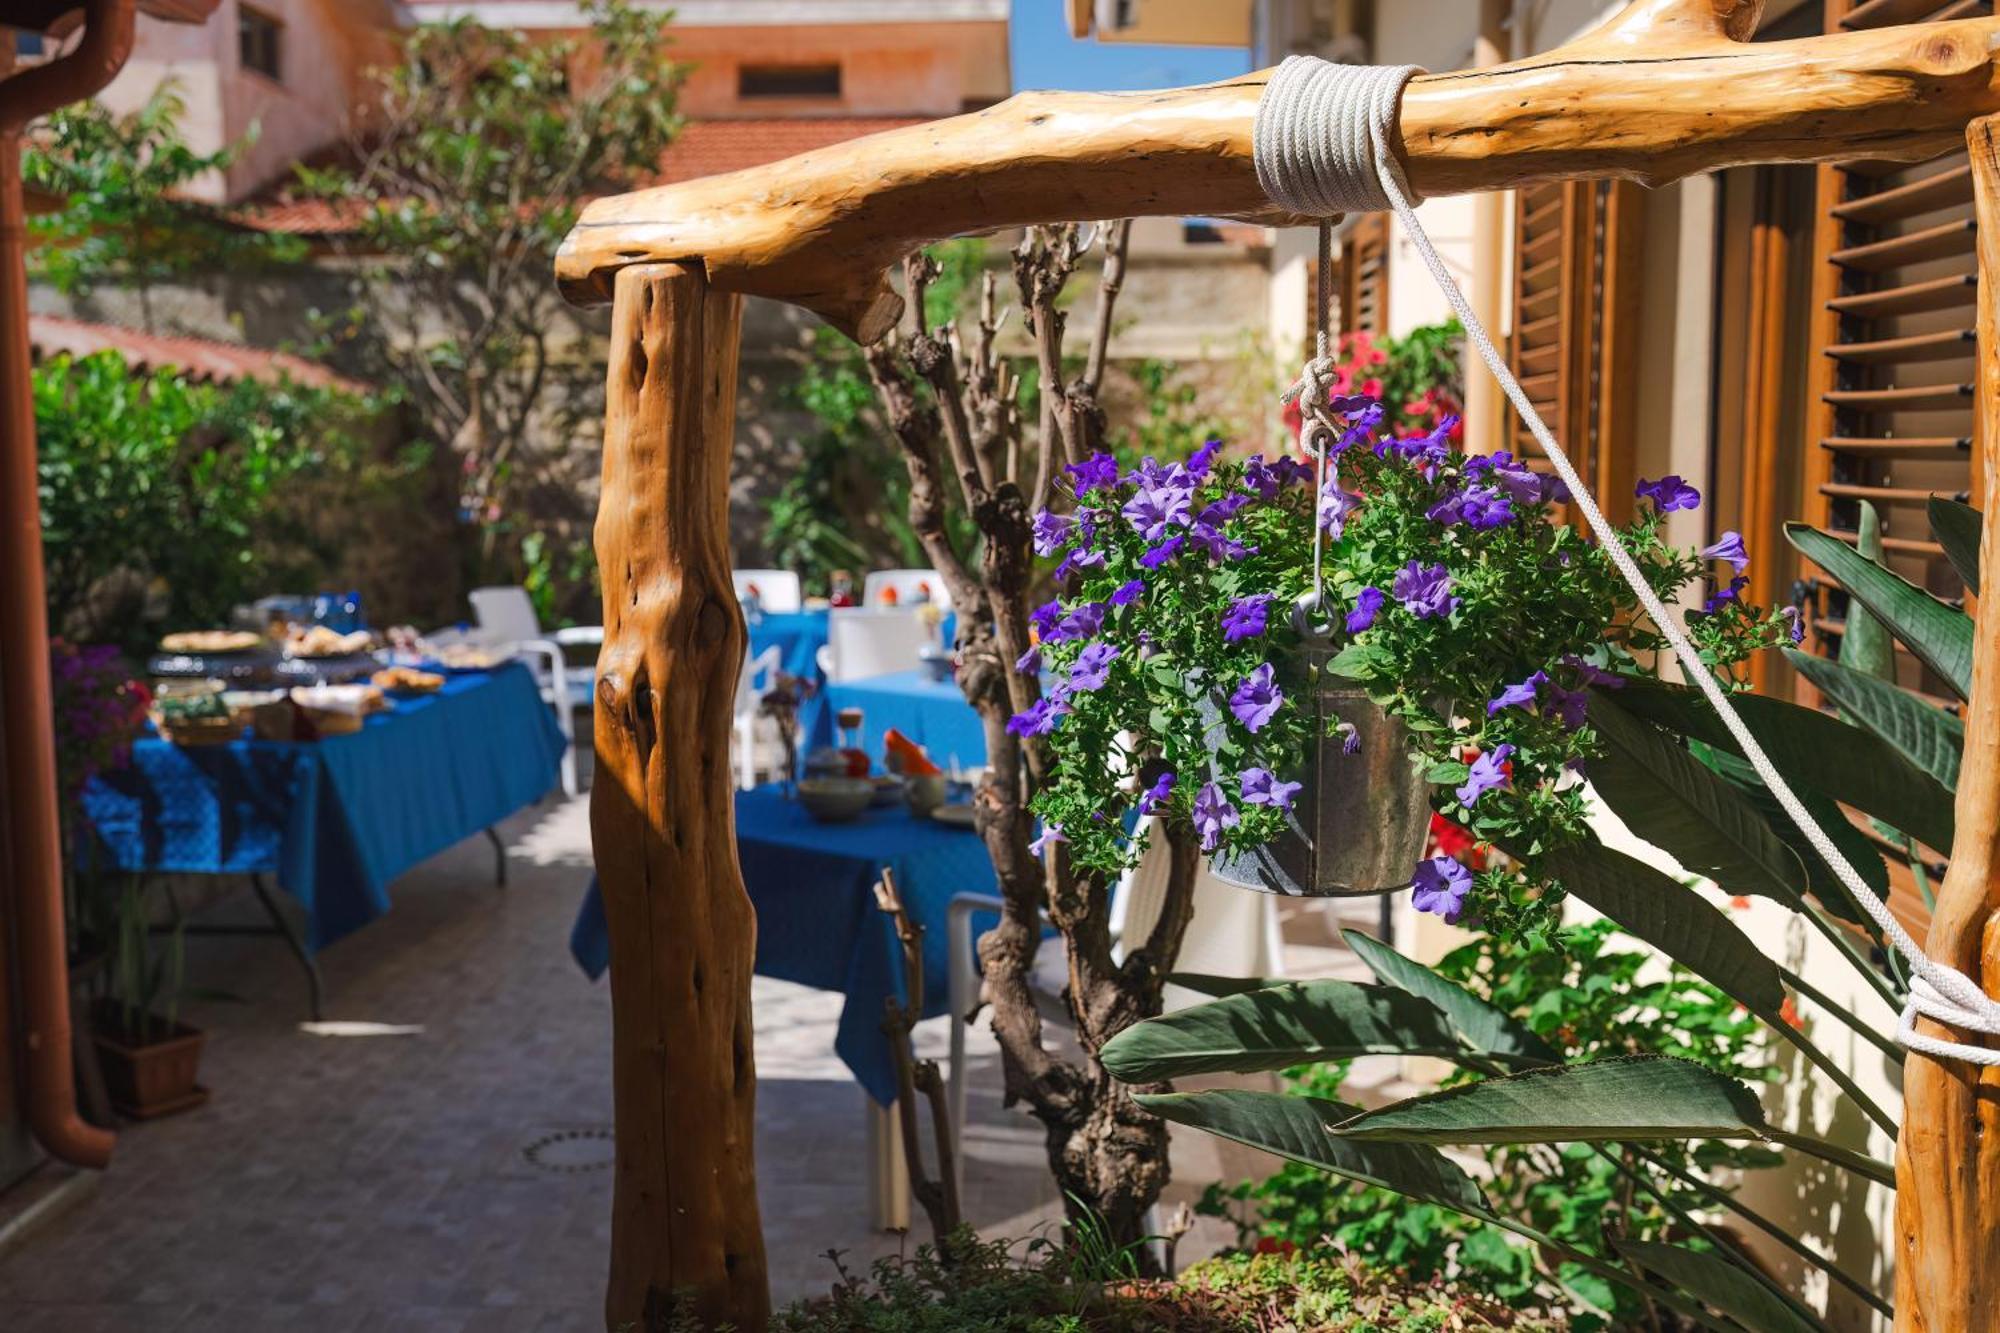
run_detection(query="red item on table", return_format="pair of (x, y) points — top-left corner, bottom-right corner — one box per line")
(883, 728), (942, 777)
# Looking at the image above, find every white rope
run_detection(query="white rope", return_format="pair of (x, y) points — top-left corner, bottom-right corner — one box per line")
(1254, 54), (2000, 1070)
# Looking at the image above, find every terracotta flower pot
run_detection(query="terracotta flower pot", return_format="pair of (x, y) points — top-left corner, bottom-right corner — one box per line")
(91, 1004), (208, 1120)
(1209, 681), (1433, 897)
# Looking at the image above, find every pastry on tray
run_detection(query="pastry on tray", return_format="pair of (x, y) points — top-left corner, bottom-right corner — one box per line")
(285, 625), (375, 659)
(160, 629), (263, 655)
(372, 665), (445, 695)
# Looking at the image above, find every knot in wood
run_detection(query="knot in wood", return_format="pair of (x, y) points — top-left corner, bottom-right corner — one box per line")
(909, 334), (949, 376)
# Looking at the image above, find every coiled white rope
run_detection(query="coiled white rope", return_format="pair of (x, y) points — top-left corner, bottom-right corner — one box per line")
(1254, 54), (2000, 1070)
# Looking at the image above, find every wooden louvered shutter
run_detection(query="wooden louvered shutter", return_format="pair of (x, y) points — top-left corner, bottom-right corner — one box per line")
(1507, 180), (1645, 517)
(1803, 0), (1983, 701)
(1336, 213), (1390, 340)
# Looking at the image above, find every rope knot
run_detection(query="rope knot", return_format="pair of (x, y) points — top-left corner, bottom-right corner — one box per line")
(1253, 57), (1425, 218)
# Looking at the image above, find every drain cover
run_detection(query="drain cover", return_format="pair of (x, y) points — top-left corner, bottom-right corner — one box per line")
(523, 1127), (615, 1174)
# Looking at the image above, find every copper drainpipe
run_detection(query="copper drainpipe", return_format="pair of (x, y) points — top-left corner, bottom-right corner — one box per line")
(0, 0), (138, 1170)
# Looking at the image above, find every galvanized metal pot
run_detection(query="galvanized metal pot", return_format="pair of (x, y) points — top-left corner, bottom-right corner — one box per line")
(1208, 678), (1433, 898)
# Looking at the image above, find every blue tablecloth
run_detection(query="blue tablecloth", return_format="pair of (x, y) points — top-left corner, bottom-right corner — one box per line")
(822, 670), (987, 769)
(81, 664), (565, 950)
(570, 783), (995, 1104)
(749, 610), (830, 762)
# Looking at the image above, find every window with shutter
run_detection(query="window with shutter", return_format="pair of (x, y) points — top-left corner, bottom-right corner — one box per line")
(1794, 0), (1986, 934)
(1506, 179), (1644, 518)
(1337, 212), (1390, 340)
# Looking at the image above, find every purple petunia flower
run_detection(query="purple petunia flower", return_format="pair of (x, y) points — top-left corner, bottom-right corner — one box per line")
(1053, 546), (1107, 582)
(1066, 452), (1119, 496)
(1426, 484), (1513, 531)
(1068, 642), (1120, 693)
(1780, 605), (1805, 644)
(1410, 855), (1474, 924)
(1137, 770), (1176, 816)
(1486, 671), (1547, 716)
(1700, 531), (1751, 575)
(1221, 595), (1271, 643)
(1188, 519), (1253, 563)
(1030, 599), (1063, 637)
(1228, 663), (1284, 733)
(1192, 781), (1241, 851)
(1703, 575), (1749, 616)
(1048, 601), (1108, 643)
(1240, 767), (1302, 811)
(1015, 645), (1042, 675)
(1546, 682), (1590, 730)
(1346, 586), (1385, 634)
(1006, 696), (1069, 737)
(1319, 483), (1362, 536)
(1561, 655), (1625, 690)
(1111, 578), (1145, 607)
(1200, 492), (1253, 524)
(1329, 393), (1383, 428)
(1243, 454), (1282, 499)
(1456, 743), (1515, 808)
(1335, 720), (1361, 755)
(1139, 537), (1185, 569)
(1029, 822), (1066, 857)
(1031, 508), (1074, 557)
(1187, 438), (1223, 478)
(1392, 562), (1460, 620)
(1123, 484), (1193, 543)
(1637, 474), (1701, 513)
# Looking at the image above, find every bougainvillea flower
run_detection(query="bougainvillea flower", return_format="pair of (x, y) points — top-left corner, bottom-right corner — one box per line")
(1137, 770), (1176, 816)
(1192, 781), (1241, 851)
(1221, 595), (1271, 643)
(1240, 767), (1302, 810)
(1410, 855), (1473, 924)
(1066, 452), (1119, 496)
(1006, 696), (1069, 737)
(1346, 586), (1385, 634)
(1456, 743), (1515, 808)
(1031, 508), (1074, 557)
(1700, 530), (1751, 574)
(1228, 663), (1284, 733)
(1392, 561), (1460, 620)
(1028, 822), (1067, 857)
(1111, 579), (1145, 607)
(1636, 474), (1701, 512)
(1138, 536), (1185, 569)
(1486, 671), (1547, 716)
(1014, 645), (1041, 675)
(1068, 642), (1120, 693)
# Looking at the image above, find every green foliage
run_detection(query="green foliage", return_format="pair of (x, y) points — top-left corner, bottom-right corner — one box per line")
(298, 0), (683, 605)
(33, 351), (386, 655)
(1194, 923), (1768, 1329)
(757, 1227), (1560, 1331)
(25, 82), (306, 329)
(1114, 357), (1237, 469)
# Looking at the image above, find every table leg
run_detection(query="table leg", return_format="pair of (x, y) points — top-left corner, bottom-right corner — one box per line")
(249, 875), (323, 1022)
(483, 827), (508, 888)
(867, 1096), (910, 1232)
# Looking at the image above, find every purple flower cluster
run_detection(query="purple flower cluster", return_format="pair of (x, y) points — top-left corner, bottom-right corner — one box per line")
(1192, 781), (1240, 851)
(1240, 767), (1301, 811)
(1318, 482), (1361, 537)
(1410, 855), (1473, 924)
(1425, 483), (1513, 531)
(1137, 770), (1176, 816)
(1699, 530), (1750, 574)
(1346, 587), (1385, 634)
(1391, 561), (1459, 620)
(1221, 595), (1270, 643)
(1122, 459), (1198, 542)
(1066, 451), (1119, 496)
(1456, 743), (1514, 808)
(1636, 474), (1701, 513)
(1228, 663), (1284, 733)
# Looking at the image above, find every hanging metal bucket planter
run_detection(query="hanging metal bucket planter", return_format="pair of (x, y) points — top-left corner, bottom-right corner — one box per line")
(1208, 648), (1434, 898)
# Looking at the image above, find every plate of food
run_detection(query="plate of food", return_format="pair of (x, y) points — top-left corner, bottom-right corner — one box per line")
(428, 643), (512, 672)
(371, 665), (445, 696)
(285, 625), (375, 659)
(160, 629), (263, 655)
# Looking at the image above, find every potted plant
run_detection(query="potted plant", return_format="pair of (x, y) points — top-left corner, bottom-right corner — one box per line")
(86, 875), (207, 1119)
(1020, 393), (1793, 933)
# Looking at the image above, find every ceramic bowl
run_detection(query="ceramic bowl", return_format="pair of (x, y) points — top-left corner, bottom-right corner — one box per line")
(904, 773), (948, 815)
(798, 777), (874, 823)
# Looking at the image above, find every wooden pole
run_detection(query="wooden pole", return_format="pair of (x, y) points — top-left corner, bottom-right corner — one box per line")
(591, 262), (769, 1331)
(1894, 114), (2000, 1333)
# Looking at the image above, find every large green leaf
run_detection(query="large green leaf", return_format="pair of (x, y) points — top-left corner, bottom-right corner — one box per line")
(1694, 744), (1889, 927)
(1928, 495), (1982, 597)
(1543, 842), (1787, 1018)
(1587, 694), (1808, 910)
(1839, 500), (1895, 681)
(1615, 1241), (1825, 1333)
(1786, 649), (1962, 792)
(1328, 1055), (1770, 1147)
(1341, 929), (1560, 1068)
(1787, 521), (1973, 699)
(1135, 1089), (1487, 1213)
(1167, 973), (1285, 998)
(1101, 980), (1488, 1082)
(1613, 679), (1955, 854)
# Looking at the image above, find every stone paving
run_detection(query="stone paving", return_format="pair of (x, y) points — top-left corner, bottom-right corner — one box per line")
(0, 785), (1370, 1332)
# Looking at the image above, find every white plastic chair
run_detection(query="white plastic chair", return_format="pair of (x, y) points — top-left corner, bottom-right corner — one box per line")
(733, 569), (803, 613)
(732, 644), (783, 790)
(862, 569), (952, 610)
(819, 607), (935, 682)
(466, 586), (602, 797)
(943, 822), (1283, 1187)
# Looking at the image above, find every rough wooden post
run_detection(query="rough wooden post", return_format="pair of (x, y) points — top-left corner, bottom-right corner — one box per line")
(1895, 114), (2000, 1333)
(591, 261), (769, 1331)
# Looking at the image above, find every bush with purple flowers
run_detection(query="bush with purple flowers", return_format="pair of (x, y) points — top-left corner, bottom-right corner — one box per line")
(1024, 392), (1793, 935)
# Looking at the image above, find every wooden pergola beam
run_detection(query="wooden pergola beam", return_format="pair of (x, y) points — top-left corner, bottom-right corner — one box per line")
(559, 3), (2000, 340)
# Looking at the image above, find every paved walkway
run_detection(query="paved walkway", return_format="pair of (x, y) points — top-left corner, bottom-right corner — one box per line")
(0, 787), (1358, 1332)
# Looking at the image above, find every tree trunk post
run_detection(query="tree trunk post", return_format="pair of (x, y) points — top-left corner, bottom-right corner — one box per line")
(1894, 113), (2000, 1332)
(592, 261), (769, 1331)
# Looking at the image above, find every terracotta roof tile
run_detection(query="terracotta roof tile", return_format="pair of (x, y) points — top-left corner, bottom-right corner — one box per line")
(29, 313), (368, 395)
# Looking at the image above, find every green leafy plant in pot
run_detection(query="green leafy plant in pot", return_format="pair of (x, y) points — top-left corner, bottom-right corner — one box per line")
(84, 874), (206, 1120)
(1022, 394), (1790, 935)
